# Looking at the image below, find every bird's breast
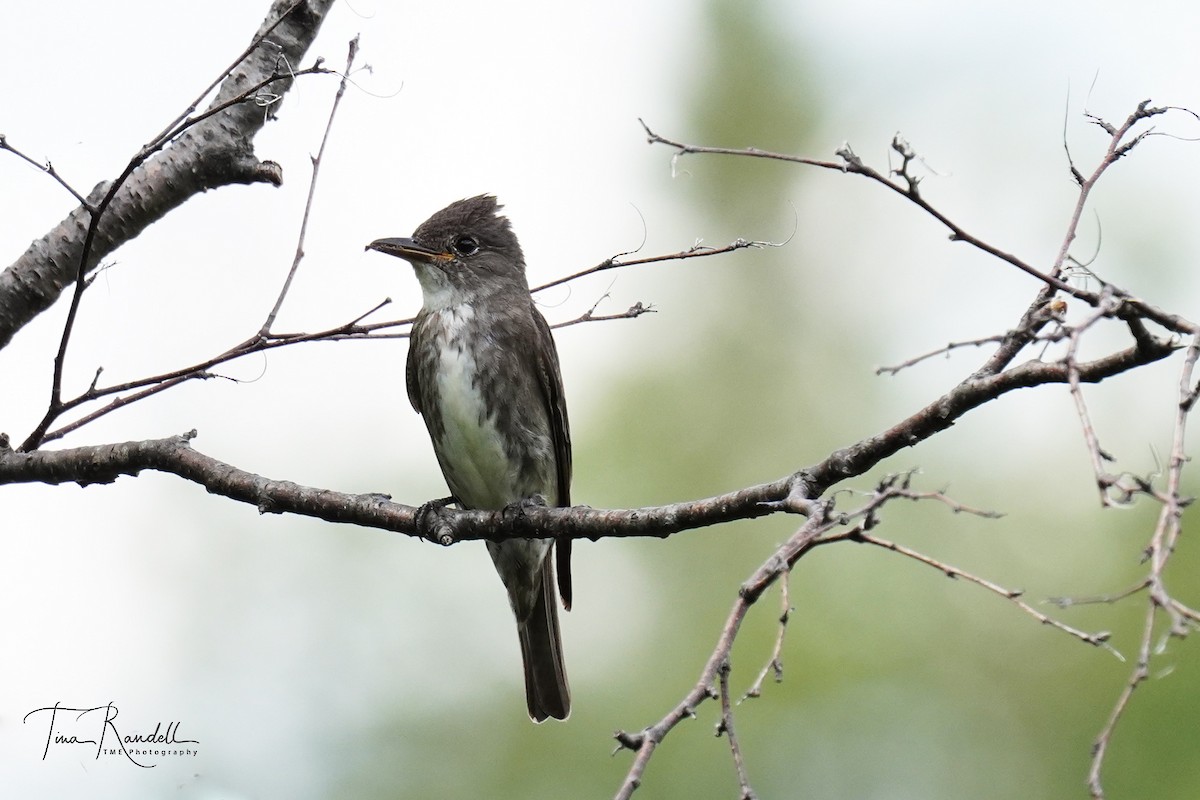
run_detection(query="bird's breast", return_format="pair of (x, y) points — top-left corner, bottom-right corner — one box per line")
(425, 304), (519, 510)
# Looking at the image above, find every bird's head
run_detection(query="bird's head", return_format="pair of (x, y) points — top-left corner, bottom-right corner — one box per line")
(366, 194), (527, 309)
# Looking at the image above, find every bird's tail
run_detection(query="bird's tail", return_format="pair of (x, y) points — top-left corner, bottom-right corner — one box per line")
(518, 550), (571, 722)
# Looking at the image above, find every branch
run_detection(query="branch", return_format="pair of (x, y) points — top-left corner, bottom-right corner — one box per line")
(0, 307), (1178, 538)
(1087, 331), (1200, 799)
(612, 473), (1114, 798)
(641, 110), (1200, 340)
(551, 300), (656, 330)
(0, 135), (90, 207)
(0, 431), (777, 539)
(876, 334), (1008, 375)
(13, 230), (719, 448)
(632, 104), (1200, 798)
(0, 0), (335, 352)
(10, 2), (340, 452)
(613, 510), (834, 800)
(21, 254), (675, 447)
(832, 528), (1115, 652)
(31, 298), (391, 448)
(715, 657), (757, 800)
(741, 576), (790, 702)
(259, 35), (360, 335)
(639, 118), (1076, 298)
(0, 431), (419, 529)
(532, 237), (779, 294)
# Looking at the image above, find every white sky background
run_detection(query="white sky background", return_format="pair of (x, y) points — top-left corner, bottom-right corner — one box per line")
(2, 1), (1199, 798)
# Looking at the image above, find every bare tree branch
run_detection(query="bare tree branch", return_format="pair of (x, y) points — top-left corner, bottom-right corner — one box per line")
(715, 657), (757, 800)
(831, 528), (1116, 652)
(533, 237), (779, 294)
(612, 509), (834, 800)
(611, 470), (1119, 798)
(0, 298), (1177, 544)
(641, 107), (1200, 340)
(0, 135), (91, 207)
(1087, 331), (1200, 799)
(3, 24), (1198, 792)
(617, 103), (1199, 798)
(260, 36), (360, 335)
(741, 575), (790, 702)
(0, 0), (336, 353)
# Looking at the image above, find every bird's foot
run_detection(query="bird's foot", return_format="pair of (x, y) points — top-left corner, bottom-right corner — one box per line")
(500, 494), (548, 535)
(416, 495), (457, 543)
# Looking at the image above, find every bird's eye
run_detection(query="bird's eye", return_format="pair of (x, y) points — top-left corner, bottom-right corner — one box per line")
(452, 235), (480, 256)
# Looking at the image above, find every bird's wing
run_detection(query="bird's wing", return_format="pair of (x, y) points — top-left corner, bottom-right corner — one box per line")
(530, 301), (573, 610)
(405, 312), (428, 415)
(530, 303), (571, 507)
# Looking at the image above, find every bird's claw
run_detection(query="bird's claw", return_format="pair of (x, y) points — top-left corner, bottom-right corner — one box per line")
(500, 494), (548, 533)
(416, 495), (457, 543)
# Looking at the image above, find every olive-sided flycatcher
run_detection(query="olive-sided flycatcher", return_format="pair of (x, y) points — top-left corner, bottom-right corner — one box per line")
(366, 195), (572, 721)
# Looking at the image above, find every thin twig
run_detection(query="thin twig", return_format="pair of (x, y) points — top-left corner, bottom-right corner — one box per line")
(552, 301), (656, 329)
(1088, 601), (1155, 799)
(0, 135), (90, 207)
(715, 659), (757, 800)
(641, 117), (1082, 299)
(37, 299), (389, 445)
(260, 36), (359, 335)
(533, 237), (777, 294)
(1046, 580), (1151, 609)
(1088, 331), (1200, 798)
(610, 472), (1117, 797)
(20, 35), (336, 451)
(1065, 291), (1131, 507)
(642, 113), (1199, 339)
(830, 527), (1118, 654)
(24, 225), (725, 444)
(741, 574), (790, 702)
(876, 335), (1007, 375)
(612, 508), (836, 800)
(146, 0), (308, 146)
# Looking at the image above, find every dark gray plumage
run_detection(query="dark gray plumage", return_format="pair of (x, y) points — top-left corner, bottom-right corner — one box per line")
(367, 195), (572, 721)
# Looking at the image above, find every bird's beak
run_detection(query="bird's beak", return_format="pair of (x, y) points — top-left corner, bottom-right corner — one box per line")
(365, 237), (452, 265)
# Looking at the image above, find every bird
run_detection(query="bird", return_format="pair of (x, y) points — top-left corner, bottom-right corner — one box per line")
(366, 195), (572, 721)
